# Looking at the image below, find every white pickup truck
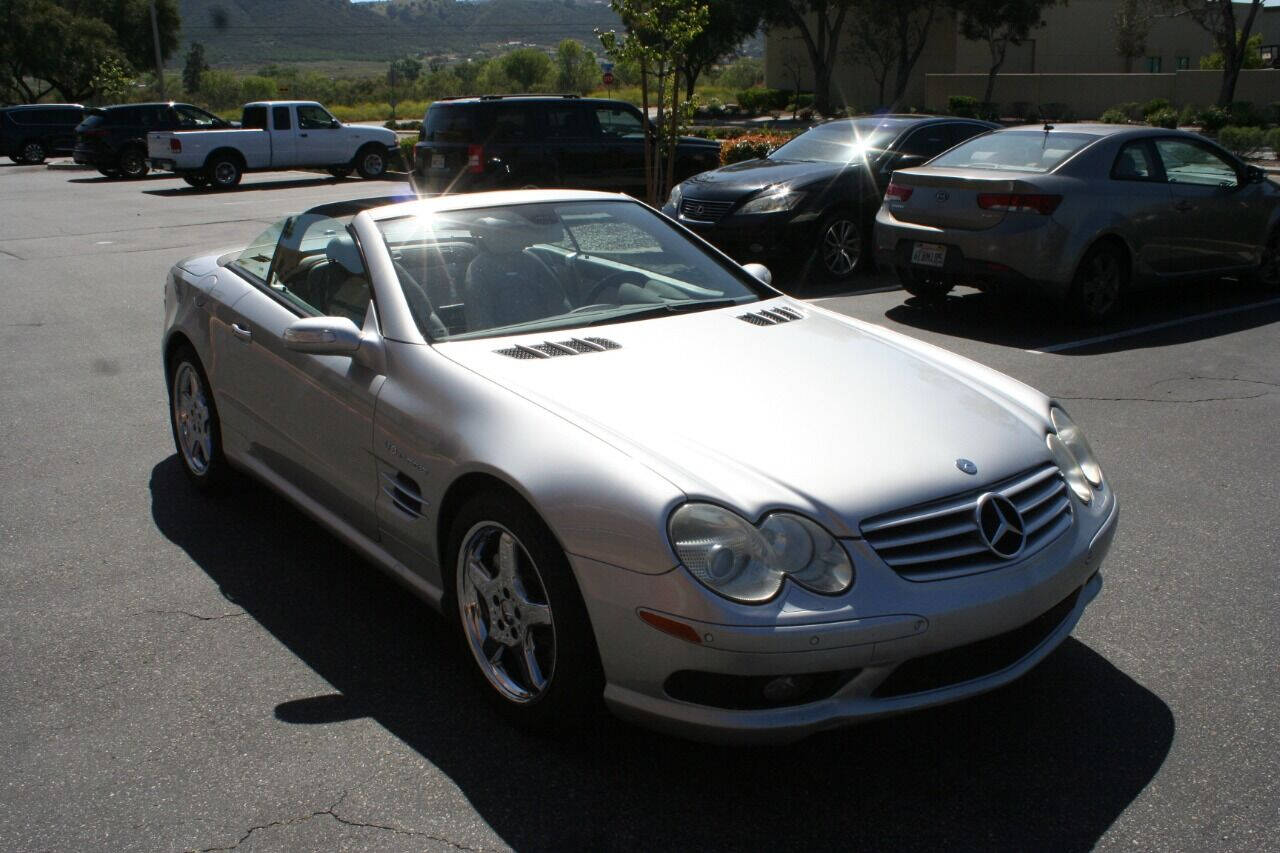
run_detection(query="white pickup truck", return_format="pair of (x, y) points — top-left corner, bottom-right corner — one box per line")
(147, 100), (398, 189)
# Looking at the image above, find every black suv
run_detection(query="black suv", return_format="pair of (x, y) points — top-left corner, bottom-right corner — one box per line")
(74, 102), (230, 178)
(411, 95), (720, 195)
(1, 104), (85, 163)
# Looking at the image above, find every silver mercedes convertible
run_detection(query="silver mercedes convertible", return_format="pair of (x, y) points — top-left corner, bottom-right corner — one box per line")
(162, 190), (1118, 742)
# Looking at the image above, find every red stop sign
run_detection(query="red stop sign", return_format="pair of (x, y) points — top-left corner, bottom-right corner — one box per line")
(602, 72), (615, 85)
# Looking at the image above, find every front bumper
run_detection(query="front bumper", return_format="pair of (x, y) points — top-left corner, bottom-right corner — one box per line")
(573, 491), (1118, 743)
(664, 206), (822, 266)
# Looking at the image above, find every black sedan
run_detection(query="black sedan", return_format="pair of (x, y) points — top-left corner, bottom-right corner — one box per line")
(662, 116), (998, 280)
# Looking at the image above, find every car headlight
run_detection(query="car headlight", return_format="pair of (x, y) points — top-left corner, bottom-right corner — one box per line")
(738, 187), (805, 215)
(1047, 406), (1104, 504)
(666, 183), (682, 210)
(668, 503), (853, 604)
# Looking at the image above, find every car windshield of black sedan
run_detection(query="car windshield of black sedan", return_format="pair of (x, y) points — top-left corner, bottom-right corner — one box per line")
(375, 201), (766, 342)
(769, 119), (906, 164)
(931, 130), (1096, 173)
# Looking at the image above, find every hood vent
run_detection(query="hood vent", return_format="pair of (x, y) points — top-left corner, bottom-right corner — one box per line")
(739, 306), (803, 326)
(495, 336), (621, 360)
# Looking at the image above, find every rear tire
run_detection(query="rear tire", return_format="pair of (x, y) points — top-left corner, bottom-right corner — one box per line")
(167, 345), (229, 490)
(896, 265), (954, 301)
(117, 145), (150, 179)
(356, 145), (388, 180)
(21, 141), (46, 164)
(207, 155), (242, 189)
(1069, 242), (1126, 323)
(447, 490), (604, 731)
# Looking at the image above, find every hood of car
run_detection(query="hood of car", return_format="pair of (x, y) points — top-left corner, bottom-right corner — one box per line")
(437, 301), (1052, 536)
(682, 158), (847, 199)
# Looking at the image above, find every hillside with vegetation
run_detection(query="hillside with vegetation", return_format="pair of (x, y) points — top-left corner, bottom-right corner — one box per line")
(178, 0), (624, 66)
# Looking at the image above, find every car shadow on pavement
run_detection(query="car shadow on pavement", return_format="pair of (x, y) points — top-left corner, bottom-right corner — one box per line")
(882, 279), (1280, 354)
(150, 456), (1174, 852)
(140, 173), (410, 197)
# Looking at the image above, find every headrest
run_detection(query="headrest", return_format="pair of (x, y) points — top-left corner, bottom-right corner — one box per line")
(326, 234), (364, 275)
(470, 214), (564, 254)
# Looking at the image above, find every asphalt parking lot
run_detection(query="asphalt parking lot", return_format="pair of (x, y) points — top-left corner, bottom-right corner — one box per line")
(1, 161), (1277, 852)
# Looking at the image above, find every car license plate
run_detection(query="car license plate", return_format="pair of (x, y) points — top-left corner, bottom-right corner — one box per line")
(431, 154), (445, 169)
(911, 242), (947, 268)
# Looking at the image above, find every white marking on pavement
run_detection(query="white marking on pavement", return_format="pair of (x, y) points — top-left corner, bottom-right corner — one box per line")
(95, 240), (113, 245)
(1027, 296), (1280, 354)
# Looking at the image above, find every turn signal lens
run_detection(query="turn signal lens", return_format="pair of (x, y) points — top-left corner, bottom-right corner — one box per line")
(885, 179), (913, 202)
(977, 193), (1062, 215)
(638, 610), (702, 644)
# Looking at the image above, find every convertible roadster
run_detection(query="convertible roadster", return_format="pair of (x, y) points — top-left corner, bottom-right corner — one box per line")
(163, 189), (1117, 742)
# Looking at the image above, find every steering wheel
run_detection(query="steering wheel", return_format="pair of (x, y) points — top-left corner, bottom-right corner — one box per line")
(580, 270), (649, 306)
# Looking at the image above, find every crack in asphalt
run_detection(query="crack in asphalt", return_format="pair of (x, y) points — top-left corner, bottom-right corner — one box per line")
(195, 791), (487, 852)
(1059, 375), (1279, 405)
(135, 608), (246, 622)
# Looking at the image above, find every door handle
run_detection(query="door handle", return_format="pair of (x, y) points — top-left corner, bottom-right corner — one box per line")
(231, 322), (252, 341)
(1173, 200), (1194, 212)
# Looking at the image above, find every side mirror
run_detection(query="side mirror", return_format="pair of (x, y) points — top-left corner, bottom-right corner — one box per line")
(1246, 165), (1267, 184)
(883, 153), (925, 173)
(742, 262), (773, 286)
(283, 316), (363, 355)
(330, 118), (341, 129)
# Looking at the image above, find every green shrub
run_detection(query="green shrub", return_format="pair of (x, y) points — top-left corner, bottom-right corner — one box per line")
(721, 132), (794, 165)
(1226, 101), (1263, 127)
(1141, 98), (1171, 118)
(736, 88), (789, 115)
(1100, 109), (1131, 124)
(1147, 108), (1178, 129)
(397, 137), (416, 170)
(1178, 103), (1200, 127)
(1106, 102), (1143, 121)
(1218, 126), (1268, 158)
(1265, 103), (1280, 128)
(1269, 127), (1280, 155)
(948, 94), (979, 117)
(1197, 105), (1230, 133)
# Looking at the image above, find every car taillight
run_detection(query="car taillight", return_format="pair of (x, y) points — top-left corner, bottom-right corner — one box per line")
(169, 137), (182, 153)
(467, 144), (483, 173)
(977, 193), (1061, 215)
(885, 179), (913, 202)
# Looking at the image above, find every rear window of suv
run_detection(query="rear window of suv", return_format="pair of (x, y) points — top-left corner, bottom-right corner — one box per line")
(931, 130), (1096, 173)
(424, 104), (484, 143)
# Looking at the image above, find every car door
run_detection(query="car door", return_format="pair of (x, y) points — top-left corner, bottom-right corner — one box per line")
(216, 213), (385, 537)
(1152, 137), (1253, 272)
(295, 103), (345, 166)
(876, 124), (955, 194)
(269, 105), (298, 166)
(1107, 139), (1176, 277)
(542, 104), (603, 188)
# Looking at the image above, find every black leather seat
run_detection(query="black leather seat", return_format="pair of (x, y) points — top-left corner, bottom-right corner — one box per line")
(463, 216), (570, 332)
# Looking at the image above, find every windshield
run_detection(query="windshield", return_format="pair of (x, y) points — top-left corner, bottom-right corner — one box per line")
(376, 200), (767, 342)
(770, 119), (905, 164)
(931, 130), (1096, 173)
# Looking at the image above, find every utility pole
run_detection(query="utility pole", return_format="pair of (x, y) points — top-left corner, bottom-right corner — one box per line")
(149, 1), (166, 100)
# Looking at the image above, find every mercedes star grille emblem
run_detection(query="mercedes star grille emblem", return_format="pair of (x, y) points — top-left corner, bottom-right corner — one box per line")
(956, 458), (977, 475)
(975, 493), (1026, 559)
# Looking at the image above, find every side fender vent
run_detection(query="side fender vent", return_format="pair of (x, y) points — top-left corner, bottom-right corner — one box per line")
(495, 336), (621, 359)
(739, 306), (803, 326)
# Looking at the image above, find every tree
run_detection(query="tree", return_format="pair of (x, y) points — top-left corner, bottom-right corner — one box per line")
(1200, 32), (1265, 71)
(183, 42), (208, 94)
(882, 0), (946, 110)
(841, 2), (899, 107)
(500, 48), (554, 92)
(1114, 0), (1156, 73)
(63, 0), (181, 71)
(955, 0), (1057, 106)
(387, 55), (422, 118)
(599, 0), (710, 205)
(1162, 0), (1264, 105)
(555, 39), (600, 94)
(761, 0), (854, 116)
(680, 0), (765, 98)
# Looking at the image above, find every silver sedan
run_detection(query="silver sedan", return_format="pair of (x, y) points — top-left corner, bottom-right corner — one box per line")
(164, 190), (1117, 742)
(874, 125), (1280, 321)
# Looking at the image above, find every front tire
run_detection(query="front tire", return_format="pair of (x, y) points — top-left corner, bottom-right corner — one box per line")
(167, 345), (228, 490)
(21, 141), (46, 164)
(810, 210), (866, 281)
(117, 145), (150, 179)
(207, 155), (243, 189)
(448, 491), (603, 730)
(1069, 242), (1126, 323)
(356, 145), (388, 180)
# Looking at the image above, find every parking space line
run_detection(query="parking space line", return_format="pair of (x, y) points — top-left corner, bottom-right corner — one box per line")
(1027, 296), (1280, 354)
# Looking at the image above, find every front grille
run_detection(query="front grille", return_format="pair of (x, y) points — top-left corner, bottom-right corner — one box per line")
(679, 197), (735, 222)
(872, 585), (1082, 698)
(861, 463), (1072, 581)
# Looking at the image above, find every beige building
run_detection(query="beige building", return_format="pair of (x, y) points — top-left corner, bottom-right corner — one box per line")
(765, 1), (1280, 114)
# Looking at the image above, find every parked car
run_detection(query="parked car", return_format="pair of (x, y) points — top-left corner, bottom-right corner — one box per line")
(875, 124), (1280, 321)
(74, 102), (230, 179)
(1, 103), (84, 163)
(162, 188), (1117, 742)
(662, 115), (998, 280)
(146, 100), (398, 189)
(409, 95), (721, 196)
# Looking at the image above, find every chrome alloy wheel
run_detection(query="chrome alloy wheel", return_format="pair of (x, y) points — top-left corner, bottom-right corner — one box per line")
(1078, 251), (1122, 318)
(457, 522), (556, 704)
(820, 217), (861, 277)
(22, 141), (45, 163)
(172, 362), (213, 475)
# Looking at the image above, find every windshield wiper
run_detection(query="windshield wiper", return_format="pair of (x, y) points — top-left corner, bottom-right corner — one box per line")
(585, 298), (745, 326)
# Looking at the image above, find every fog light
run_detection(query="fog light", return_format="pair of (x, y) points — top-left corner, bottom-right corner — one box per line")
(762, 674), (812, 703)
